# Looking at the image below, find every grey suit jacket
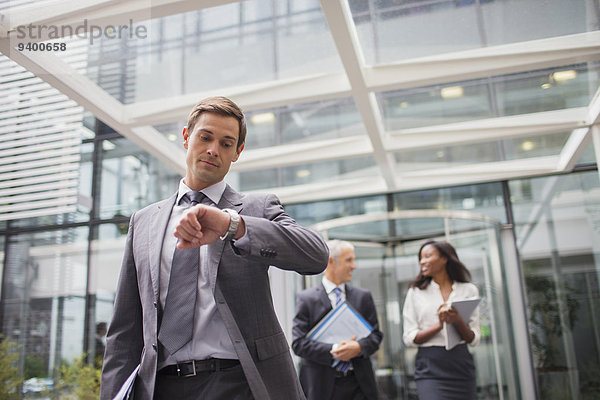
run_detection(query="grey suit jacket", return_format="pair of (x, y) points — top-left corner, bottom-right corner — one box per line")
(292, 284), (383, 400)
(100, 185), (329, 400)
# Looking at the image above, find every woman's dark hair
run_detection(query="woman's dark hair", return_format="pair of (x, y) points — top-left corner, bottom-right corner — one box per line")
(409, 240), (471, 289)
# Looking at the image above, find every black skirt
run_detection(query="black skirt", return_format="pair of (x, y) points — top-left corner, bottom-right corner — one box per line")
(414, 344), (476, 400)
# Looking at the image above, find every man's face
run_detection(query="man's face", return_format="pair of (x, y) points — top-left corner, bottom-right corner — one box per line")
(183, 112), (244, 190)
(330, 247), (357, 285)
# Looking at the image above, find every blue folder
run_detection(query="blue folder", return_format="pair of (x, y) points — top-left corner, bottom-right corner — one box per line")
(307, 301), (372, 343)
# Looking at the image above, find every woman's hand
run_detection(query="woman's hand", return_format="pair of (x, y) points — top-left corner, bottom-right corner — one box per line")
(438, 305), (464, 324)
(441, 304), (475, 343)
(437, 303), (452, 323)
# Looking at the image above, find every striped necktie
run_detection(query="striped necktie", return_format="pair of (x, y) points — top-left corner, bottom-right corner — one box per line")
(158, 191), (206, 354)
(331, 286), (351, 371)
(333, 287), (342, 307)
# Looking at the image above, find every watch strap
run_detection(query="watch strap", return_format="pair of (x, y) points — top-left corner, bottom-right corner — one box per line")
(220, 208), (240, 241)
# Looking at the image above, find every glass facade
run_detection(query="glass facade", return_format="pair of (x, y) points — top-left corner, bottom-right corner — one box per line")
(350, 0), (593, 65)
(1, 228), (88, 388)
(0, 129), (183, 396)
(67, 0), (343, 104)
(510, 172), (600, 399)
(1, 152), (598, 398)
(97, 137), (180, 219)
(284, 170), (600, 399)
(379, 63), (599, 131)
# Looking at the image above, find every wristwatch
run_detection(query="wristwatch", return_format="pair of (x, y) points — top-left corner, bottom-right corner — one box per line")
(220, 208), (240, 241)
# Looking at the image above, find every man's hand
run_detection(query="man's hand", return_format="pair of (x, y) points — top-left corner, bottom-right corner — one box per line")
(330, 335), (362, 362)
(174, 204), (243, 249)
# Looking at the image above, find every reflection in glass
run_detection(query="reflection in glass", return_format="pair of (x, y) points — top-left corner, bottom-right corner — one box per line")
(88, 223), (129, 366)
(379, 64), (598, 131)
(1, 227), (88, 390)
(10, 140), (93, 229)
(78, 0), (341, 103)
(99, 138), (180, 219)
(393, 182), (506, 224)
(510, 171), (600, 399)
(244, 98), (363, 150)
(350, 0), (592, 64)
(577, 144), (597, 166)
(285, 195), (386, 227)
(392, 131), (570, 171)
(235, 156), (377, 192)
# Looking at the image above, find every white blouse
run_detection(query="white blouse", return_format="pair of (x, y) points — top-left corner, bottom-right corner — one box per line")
(402, 281), (480, 347)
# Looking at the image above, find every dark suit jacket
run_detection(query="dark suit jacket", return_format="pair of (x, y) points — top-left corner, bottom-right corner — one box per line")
(100, 185), (329, 400)
(292, 284), (383, 400)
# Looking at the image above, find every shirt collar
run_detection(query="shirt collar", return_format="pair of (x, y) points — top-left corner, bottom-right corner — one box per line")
(322, 276), (346, 294)
(429, 279), (457, 291)
(176, 179), (226, 206)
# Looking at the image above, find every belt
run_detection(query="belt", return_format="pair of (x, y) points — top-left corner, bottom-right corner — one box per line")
(159, 358), (240, 377)
(334, 369), (355, 378)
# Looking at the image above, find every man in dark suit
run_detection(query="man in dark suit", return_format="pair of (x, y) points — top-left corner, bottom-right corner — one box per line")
(95, 322), (107, 366)
(100, 96), (329, 400)
(292, 240), (383, 400)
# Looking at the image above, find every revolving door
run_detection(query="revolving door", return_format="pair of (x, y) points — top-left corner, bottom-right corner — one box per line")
(307, 210), (526, 400)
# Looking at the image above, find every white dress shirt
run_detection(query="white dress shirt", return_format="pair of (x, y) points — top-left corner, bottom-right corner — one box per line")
(402, 280), (480, 347)
(158, 179), (248, 368)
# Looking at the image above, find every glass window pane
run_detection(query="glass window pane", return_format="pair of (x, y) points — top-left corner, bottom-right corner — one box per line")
(379, 64), (599, 131)
(233, 156), (378, 192)
(510, 171), (600, 399)
(9, 138), (92, 229)
(285, 195), (387, 226)
(481, 0), (591, 46)
(89, 223), (129, 366)
(99, 138), (180, 219)
(2, 227), (88, 387)
(243, 98), (363, 150)
(393, 182), (507, 223)
(577, 143), (597, 165)
(351, 0), (594, 65)
(57, 0), (341, 104)
(392, 131), (570, 172)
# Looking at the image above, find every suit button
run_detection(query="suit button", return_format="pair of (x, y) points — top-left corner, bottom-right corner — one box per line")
(152, 344), (157, 351)
(153, 301), (158, 308)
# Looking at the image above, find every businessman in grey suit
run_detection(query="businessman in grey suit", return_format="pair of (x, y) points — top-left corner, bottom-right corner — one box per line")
(292, 240), (382, 400)
(100, 96), (329, 400)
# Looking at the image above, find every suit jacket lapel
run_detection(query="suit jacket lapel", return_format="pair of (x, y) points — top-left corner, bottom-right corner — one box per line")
(208, 184), (244, 292)
(149, 193), (177, 302)
(312, 284), (334, 327)
(345, 284), (354, 307)
(317, 284), (332, 313)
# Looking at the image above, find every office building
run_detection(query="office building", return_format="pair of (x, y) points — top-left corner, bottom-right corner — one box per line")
(0, 0), (598, 398)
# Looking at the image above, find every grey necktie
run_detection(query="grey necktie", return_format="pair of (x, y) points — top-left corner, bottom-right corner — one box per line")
(158, 191), (206, 355)
(331, 286), (352, 371)
(333, 287), (342, 307)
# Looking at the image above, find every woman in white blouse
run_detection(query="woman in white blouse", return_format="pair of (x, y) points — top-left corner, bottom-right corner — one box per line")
(402, 240), (480, 400)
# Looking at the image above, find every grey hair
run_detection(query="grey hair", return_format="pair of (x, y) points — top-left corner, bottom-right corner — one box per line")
(327, 240), (354, 261)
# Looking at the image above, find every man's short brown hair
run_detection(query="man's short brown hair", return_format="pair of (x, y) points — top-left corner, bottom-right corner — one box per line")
(186, 96), (247, 149)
